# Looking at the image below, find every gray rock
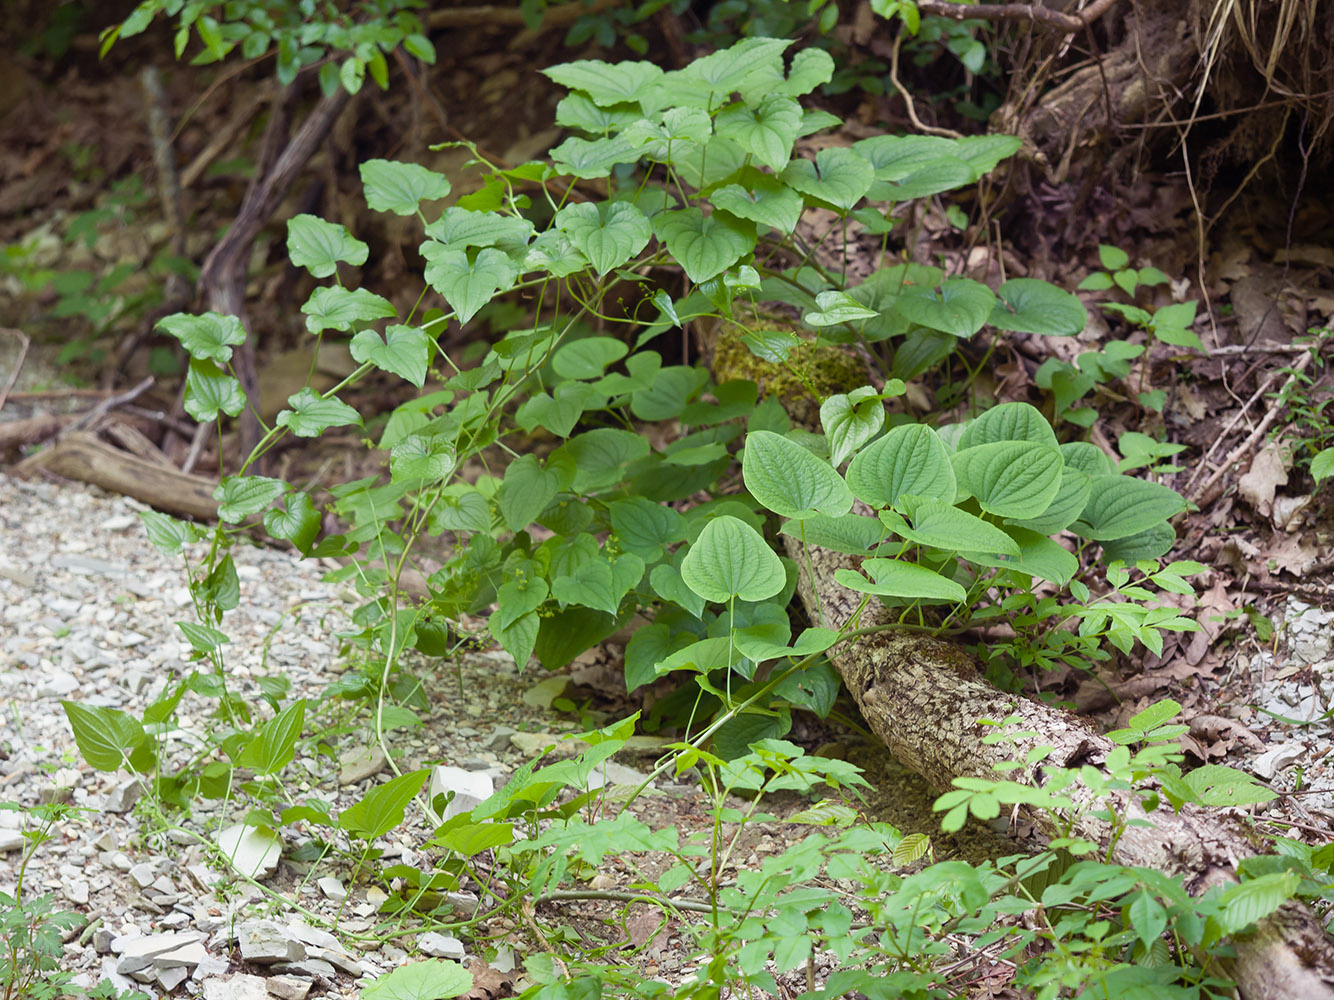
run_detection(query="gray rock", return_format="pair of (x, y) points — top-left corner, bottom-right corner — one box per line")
(265, 975), (313, 1000)
(271, 959), (336, 979)
(93, 928), (114, 954)
(0, 830), (26, 852)
(105, 776), (146, 813)
(129, 863), (156, 889)
(155, 940), (208, 969)
(35, 670), (79, 698)
(238, 920), (306, 964)
(191, 953), (231, 980)
(339, 745), (387, 785)
(155, 966), (189, 992)
(65, 880), (90, 906)
(202, 974), (269, 1000)
(418, 932), (465, 960)
(316, 876), (346, 901)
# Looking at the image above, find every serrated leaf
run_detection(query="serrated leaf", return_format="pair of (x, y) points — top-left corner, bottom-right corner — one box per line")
(821, 387), (885, 468)
(652, 208), (756, 284)
(554, 201), (652, 276)
(781, 147), (874, 211)
(276, 388), (362, 437)
(184, 359), (245, 422)
(989, 278), (1088, 336)
(1073, 475), (1188, 541)
(421, 246), (518, 325)
(681, 515), (786, 603)
(158, 312), (245, 363)
(952, 440), (1064, 518)
(835, 558), (966, 603)
(743, 429), (853, 518)
(714, 95), (802, 171)
(845, 423), (956, 509)
(351, 325), (429, 387)
(215, 475), (286, 523)
(360, 159), (450, 216)
(287, 214), (368, 278)
(1311, 447), (1334, 484)
(896, 277), (996, 338)
(302, 286), (397, 334)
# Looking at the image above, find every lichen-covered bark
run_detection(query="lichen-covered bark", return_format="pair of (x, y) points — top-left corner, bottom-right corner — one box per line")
(786, 538), (1334, 1000)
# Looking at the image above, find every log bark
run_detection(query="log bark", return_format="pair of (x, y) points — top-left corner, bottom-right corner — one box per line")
(784, 539), (1334, 999)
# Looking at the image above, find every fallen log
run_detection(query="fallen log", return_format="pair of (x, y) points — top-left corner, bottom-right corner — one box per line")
(786, 538), (1334, 1000)
(14, 430), (219, 521)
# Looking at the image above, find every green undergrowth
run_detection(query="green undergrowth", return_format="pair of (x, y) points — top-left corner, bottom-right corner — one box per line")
(29, 27), (1334, 1000)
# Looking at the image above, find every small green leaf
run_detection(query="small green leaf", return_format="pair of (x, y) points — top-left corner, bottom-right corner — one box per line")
(552, 336), (629, 380)
(351, 325), (429, 387)
(422, 246), (518, 325)
(953, 441), (1064, 519)
(714, 95), (802, 171)
(957, 401), (1058, 450)
(1098, 245), (1130, 270)
(549, 133), (642, 178)
(553, 552), (645, 616)
(652, 208), (756, 284)
(287, 214), (368, 278)
(834, 558), (967, 603)
(961, 525), (1079, 585)
(803, 290), (879, 327)
(515, 382), (598, 438)
(1310, 448), (1334, 484)
(140, 510), (205, 555)
(390, 434), (456, 484)
(215, 475), (286, 523)
(681, 515), (786, 603)
(781, 146), (874, 211)
(490, 609), (538, 669)
(360, 159), (451, 216)
(845, 423), (956, 510)
(552, 428), (651, 493)
(779, 513), (883, 554)
(778, 47), (835, 97)
(882, 496), (1020, 555)
(821, 387), (885, 468)
(158, 312), (245, 364)
(184, 359), (245, 422)
(989, 278), (1088, 336)
(743, 429), (854, 518)
(263, 491), (321, 554)
(276, 388), (362, 437)
(302, 286), (397, 334)
(610, 497), (686, 561)
(236, 699), (305, 776)
(710, 174), (804, 234)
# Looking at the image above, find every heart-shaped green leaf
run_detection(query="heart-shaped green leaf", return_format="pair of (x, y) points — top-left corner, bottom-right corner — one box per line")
(360, 159), (451, 216)
(423, 208), (534, 252)
(552, 336), (629, 380)
(820, 387), (885, 468)
(743, 429), (853, 518)
(882, 496), (1020, 555)
(215, 475), (286, 523)
(422, 246), (518, 325)
(515, 382), (599, 438)
(553, 552), (645, 616)
(555, 201), (652, 276)
(350, 325), (429, 387)
(1006, 467), (1091, 536)
(957, 401), (1058, 450)
(962, 525), (1079, 585)
(652, 208), (756, 283)
(989, 278), (1088, 336)
(781, 147), (874, 211)
(681, 515), (786, 603)
(276, 388), (362, 437)
(542, 59), (664, 106)
(834, 558), (966, 602)
(302, 286), (397, 334)
(158, 312), (245, 364)
(498, 454), (570, 532)
(1073, 475), (1187, 541)
(895, 277), (996, 338)
(287, 214), (368, 278)
(714, 95), (802, 171)
(263, 491), (321, 553)
(803, 290), (879, 328)
(710, 175), (804, 234)
(184, 359), (245, 422)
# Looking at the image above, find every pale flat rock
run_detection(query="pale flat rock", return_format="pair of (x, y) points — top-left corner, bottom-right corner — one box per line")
(238, 919), (306, 964)
(0, 830), (24, 852)
(155, 940), (208, 969)
(105, 776), (146, 813)
(426, 765), (494, 826)
(418, 931), (465, 959)
(316, 876), (346, 901)
(266, 975), (312, 1000)
(203, 974), (269, 1000)
(339, 745), (387, 785)
(215, 823), (282, 879)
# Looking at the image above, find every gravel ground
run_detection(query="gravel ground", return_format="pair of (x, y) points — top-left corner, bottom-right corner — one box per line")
(0, 472), (648, 1000)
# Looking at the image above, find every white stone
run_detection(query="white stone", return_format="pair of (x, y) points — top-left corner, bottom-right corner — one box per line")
(202, 974), (269, 1000)
(426, 765), (494, 826)
(215, 823), (282, 880)
(418, 931), (465, 960)
(316, 876), (346, 901)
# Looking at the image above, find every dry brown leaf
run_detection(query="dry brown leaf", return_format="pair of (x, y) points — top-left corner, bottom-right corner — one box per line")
(1238, 441), (1289, 515)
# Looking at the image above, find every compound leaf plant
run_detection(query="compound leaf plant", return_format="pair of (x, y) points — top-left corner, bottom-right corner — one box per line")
(56, 34), (1305, 1000)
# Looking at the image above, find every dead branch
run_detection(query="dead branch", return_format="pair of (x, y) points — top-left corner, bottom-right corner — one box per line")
(914, 0), (1120, 34)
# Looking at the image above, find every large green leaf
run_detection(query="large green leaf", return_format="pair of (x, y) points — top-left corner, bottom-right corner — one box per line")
(835, 558), (967, 602)
(553, 553), (645, 616)
(555, 201), (652, 276)
(710, 174), (804, 234)
(552, 336), (628, 380)
(550, 133), (642, 178)
(652, 208), (756, 283)
(338, 769), (429, 840)
(743, 430), (854, 518)
(677, 37), (791, 107)
(952, 440), (1064, 518)
(956, 401), (1058, 450)
(1073, 475), (1187, 541)
(498, 454), (570, 532)
(820, 386), (885, 468)
(302, 286), (397, 334)
(776, 47), (835, 97)
(553, 428), (651, 493)
(421, 246), (518, 325)
(803, 290), (879, 327)
(62, 701), (153, 773)
(989, 278), (1087, 336)
(424, 208), (534, 253)
(895, 278), (995, 338)
(490, 609), (538, 669)
(714, 95), (802, 171)
(881, 496), (1020, 555)
(681, 515), (786, 603)
(542, 59), (664, 107)
(215, 475), (286, 523)
(781, 147), (874, 211)
(609, 497), (686, 561)
(779, 513), (884, 555)
(1006, 467), (1092, 536)
(1099, 522), (1175, 564)
(287, 214), (368, 278)
(845, 423), (956, 510)
(555, 92), (643, 134)
(350, 325), (429, 387)
(362, 959), (472, 1000)
(360, 159), (451, 216)
(961, 525), (1079, 585)
(1061, 441), (1115, 477)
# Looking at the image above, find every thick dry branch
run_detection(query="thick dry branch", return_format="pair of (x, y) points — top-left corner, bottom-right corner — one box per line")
(785, 538), (1334, 1000)
(914, 0), (1119, 33)
(426, 0), (613, 29)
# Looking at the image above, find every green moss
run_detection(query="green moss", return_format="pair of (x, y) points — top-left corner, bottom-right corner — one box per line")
(709, 307), (868, 427)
